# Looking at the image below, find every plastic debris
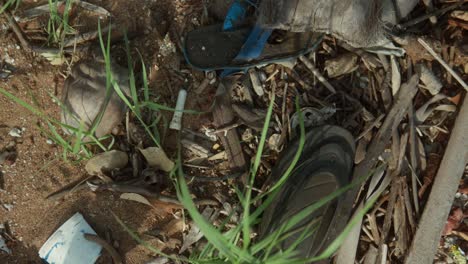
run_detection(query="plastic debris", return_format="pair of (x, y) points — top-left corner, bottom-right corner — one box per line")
(0, 235), (11, 254)
(169, 89), (188, 130)
(8, 127), (23, 138)
(38, 212), (102, 264)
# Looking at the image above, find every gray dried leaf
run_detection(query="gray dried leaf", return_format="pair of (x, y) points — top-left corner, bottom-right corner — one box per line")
(291, 106), (336, 132)
(139, 147), (175, 172)
(391, 56), (401, 95)
(145, 257), (169, 264)
(120, 193), (154, 208)
(85, 150), (128, 176)
(179, 207), (218, 253)
(418, 64), (443, 95)
(415, 94), (453, 123)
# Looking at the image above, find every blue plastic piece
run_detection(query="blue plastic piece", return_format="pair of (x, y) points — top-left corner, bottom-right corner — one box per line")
(223, 0), (248, 31)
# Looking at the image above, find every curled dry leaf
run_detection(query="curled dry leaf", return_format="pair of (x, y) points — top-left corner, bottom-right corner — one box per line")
(443, 208), (467, 236)
(120, 193), (154, 208)
(179, 207), (218, 253)
(163, 218), (185, 236)
(139, 147), (175, 172)
(324, 53), (359, 78)
(145, 257), (169, 264)
(85, 150), (129, 176)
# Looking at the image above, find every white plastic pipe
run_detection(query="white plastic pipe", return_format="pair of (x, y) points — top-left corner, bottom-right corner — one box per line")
(169, 89), (187, 131)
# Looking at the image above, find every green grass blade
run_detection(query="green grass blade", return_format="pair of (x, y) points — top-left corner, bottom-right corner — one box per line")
(175, 143), (256, 263)
(124, 33), (140, 116)
(72, 120), (85, 154)
(242, 84), (276, 250)
(137, 50), (150, 102)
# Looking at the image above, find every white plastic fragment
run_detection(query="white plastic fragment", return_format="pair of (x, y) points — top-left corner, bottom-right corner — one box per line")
(38, 212), (102, 264)
(8, 128), (23, 138)
(169, 89), (187, 131)
(0, 236), (11, 254)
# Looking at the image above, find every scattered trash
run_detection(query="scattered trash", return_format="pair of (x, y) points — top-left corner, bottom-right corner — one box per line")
(2, 204), (13, 211)
(38, 213), (101, 264)
(169, 89), (188, 131)
(85, 150), (129, 176)
(8, 127), (23, 138)
(139, 147), (175, 172)
(0, 235), (11, 254)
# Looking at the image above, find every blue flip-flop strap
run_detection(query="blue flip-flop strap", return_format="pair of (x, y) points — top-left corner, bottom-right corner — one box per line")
(221, 26), (272, 77)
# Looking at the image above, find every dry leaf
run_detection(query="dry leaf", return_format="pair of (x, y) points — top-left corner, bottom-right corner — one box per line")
(85, 150), (128, 175)
(139, 147), (175, 172)
(163, 218), (185, 236)
(443, 208), (467, 236)
(179, 207), (218, 253)
(120, 193), (154, 208)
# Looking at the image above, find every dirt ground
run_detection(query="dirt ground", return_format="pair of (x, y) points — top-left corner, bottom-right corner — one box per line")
(0, 0), (211, 263)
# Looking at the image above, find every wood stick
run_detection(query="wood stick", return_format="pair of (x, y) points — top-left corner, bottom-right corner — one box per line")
(336, 74), (420, 262)
(418, 38), (468, 91)
(405, 94), (468, 264)
(299, 55), (336, 94)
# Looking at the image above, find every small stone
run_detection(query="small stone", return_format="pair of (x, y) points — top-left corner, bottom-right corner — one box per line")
(2, 204), (13, 211)
(46, 139), (54, 145)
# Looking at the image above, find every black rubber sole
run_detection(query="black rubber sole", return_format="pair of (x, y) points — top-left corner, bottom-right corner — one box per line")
(260, 125), (355, 261)
(184, 24), (323, 70)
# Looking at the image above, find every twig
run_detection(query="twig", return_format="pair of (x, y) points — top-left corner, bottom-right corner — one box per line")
(336, 74), (420, 262)
(63, 25), (114, 47)
(418, 38), (468, 91)
(408, 104), (420, 214)
(2, 8), (88, 54)
(283, 67), (311, 90)
(299, 55), (336, 93)
(84, 234), (123, 264)
(3, 9), (31, 50)
(406, 95), (468, 264)
(398, 1), (465, 29)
